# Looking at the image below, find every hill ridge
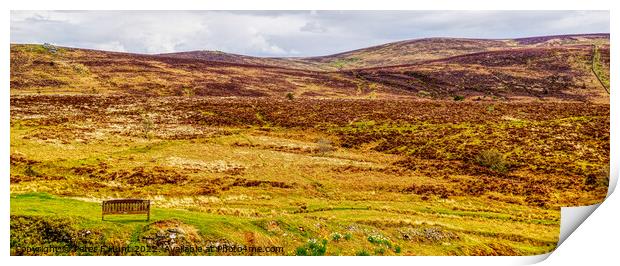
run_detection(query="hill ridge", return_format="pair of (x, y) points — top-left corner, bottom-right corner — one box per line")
(10, 33), (610, 102)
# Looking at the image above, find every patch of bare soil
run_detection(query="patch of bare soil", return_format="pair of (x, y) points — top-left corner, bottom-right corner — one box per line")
(166, 157), (245, 175)
(106, 167), (188, 186)
(196, 176), (296, 195)
(399, 226), (460, 243)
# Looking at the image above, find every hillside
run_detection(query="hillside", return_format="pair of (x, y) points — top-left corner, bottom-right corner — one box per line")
(348, 45), (610, 102)
(313, 33), (609, 70)
(10, 45), (365, 98)
(160, 33), (610, 71)
(10, 34), (610, 101)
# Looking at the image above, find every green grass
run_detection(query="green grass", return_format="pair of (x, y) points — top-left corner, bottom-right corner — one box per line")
(329, 57), (361, 70)
(11, 192), (276, 255)
(11, 193), (250, 234)
(10, 192), (559, 256)
(12, 99), (603, 256)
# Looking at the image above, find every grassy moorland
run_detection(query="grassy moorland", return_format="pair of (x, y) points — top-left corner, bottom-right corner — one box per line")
(9, 34), (610, 256)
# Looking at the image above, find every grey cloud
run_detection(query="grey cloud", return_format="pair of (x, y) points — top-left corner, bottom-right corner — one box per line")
(300, 21), (327, 33)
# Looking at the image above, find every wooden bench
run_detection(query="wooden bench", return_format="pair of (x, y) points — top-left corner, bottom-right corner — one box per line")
(102, 199), (150, 221)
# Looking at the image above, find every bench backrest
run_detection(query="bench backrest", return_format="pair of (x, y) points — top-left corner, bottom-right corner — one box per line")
(102, 199), (150, 214)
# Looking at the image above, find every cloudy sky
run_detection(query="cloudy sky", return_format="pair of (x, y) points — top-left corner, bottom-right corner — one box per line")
(10, 10), (609, 57)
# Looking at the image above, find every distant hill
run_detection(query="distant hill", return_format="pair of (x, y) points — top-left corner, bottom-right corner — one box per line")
(160, 33), (610, 71)
(158, 50), (325, 71)
(10, 34), (609, 102)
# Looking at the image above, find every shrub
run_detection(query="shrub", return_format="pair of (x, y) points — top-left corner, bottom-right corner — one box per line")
(295, 238), (327, 256)
(367, 233), (391, 247)
(374, 247), (386, 255)
(583, 174), (597, 187)
(584, 166), (610, 189)
(356, 249), (370, 256)
(254, 111), (270, 126)
(140, 114), (154, 139)
(182, 87), (194, 97)
(475, 149), (509, 173)
(316, 138), (334, 155)
(286, 92), (295, 100)
(367, 91), (377, 99)
(331, 232), (342, 241)
(453, 95), (465, 101)
(71, 63), (90, 75)
(24, 165), (40, 177)
(344, 233), (353, 240)
(395, 246), (402, 254)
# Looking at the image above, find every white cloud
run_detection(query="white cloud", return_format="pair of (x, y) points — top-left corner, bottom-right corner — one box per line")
(10, 11), (610, 57)
(300, 21), (327, 33)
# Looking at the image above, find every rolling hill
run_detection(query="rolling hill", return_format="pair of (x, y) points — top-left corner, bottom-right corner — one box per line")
(160, 33), (609, 70)
(10, 33), (610, 102)
(310, 33), (610, 70)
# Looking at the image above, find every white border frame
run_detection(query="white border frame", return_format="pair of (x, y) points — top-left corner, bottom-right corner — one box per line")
(2, 1), (617, 265)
